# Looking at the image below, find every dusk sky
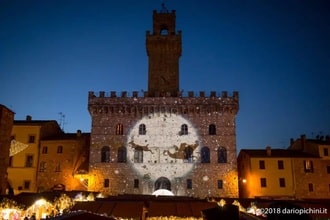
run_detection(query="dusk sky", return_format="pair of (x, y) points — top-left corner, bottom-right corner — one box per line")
(1, 0), (329, 151)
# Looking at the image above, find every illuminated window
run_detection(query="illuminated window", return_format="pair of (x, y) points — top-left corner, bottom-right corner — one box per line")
(25, 155), (33, 167)
(39, 161), (46, 172)
(101, 146), (110, 163)
(187, 179), (192, 189)
(278, 160), (284, 169)
(201, 147), (210, 163)
(181, 124), (188, 135)
(308, 183), (313, 192)
(23, 180), (31, 190)
(42, 146), (48, 154)
(134, 179), (139, 188)
(217, 180), (223, 189)
(116, 123), (123, 135)
(304, 160), (313, 173)
(184, 147), (193, 162)
(28, 135), (35, 143)
(139, 124), (146, 135)
(104, 179), (109, 188)
(279, 178), (286, 187)
(260, 178), (267, 187)
(57, 145), (63, 154)
(134, 147), (143, 163)
(117, 146), (127, 163)
(217, 147), (227, 163)
(209, 124), (216, 135)
(259, 160), (265, 169)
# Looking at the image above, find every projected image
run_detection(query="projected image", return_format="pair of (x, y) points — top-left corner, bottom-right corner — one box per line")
(127, 113), (200, 181)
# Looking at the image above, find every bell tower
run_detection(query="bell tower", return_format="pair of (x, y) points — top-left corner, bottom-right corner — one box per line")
(146, 4), (182, 97)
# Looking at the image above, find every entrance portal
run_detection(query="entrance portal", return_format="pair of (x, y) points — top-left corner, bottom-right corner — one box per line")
(154, 177), (171, 191)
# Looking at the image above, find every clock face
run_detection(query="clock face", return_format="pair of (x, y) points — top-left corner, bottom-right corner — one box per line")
(127, 113), (200, 181)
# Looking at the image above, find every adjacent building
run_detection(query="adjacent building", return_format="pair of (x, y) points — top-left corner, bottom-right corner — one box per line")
(0, 104), (15, 195)
(88, 7), (239, 198)
(37, 130), (90, 192)
(238, 135), (330, 199)
(8, 116), (63, 194)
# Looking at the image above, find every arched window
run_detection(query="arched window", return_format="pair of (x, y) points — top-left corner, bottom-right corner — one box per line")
(184, 146), (193, 162)
(116, 123), (123, 135)
(209, 124), (216, 135)
(217, 147), (227, 163)
(134, 147), (143, 163)
(101, 146), (110, 163)
(181, 124), (188, 135)
(57, 145), (63, 154)
(117, 146), (127, 163)
(201, 147), (210, 163)
(139, 124), (146, 135)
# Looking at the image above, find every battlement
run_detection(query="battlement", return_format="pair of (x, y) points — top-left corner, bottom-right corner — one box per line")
(88, 90), (239, 99)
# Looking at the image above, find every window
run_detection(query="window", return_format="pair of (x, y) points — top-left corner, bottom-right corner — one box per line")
(139, 124), (146, 135)
(260, 178), (267, 187)
(134, 147), (143, 163)
(184, 147), (193, 162)
(116, 123), (123, 135)
(278, 160), (284, 169)
(101, 146), (110, 163)
(42, 146), (48, 154)
(201, 147), (210, 163)
(25, 155), (33, 167)
(209, 124), (216, 135)
(39, 161), (46, 172)
(57, 145), (63, 154)
(28, 135), (35, 143)
(9, 156), (13, 167)
(55, 161), (61, 172)
(187, 179), (192, 189)
(134, 179), (139, 188)
(160, 28), (169, 35)
(304, 160), (314, 173)
(279, 178), (286, 187)
(217, 180), (223, 189)
(181, 124), (188, 135)
(327, 166), (330, 174)
(117, 147), (127, 163)
(308, 183), (313, 192)
(104, 179), (109, 188)
(23, 180), (31, 190)
(259, 160), (265, 169)
(324, 148), (329, 156)
(217, 147), (227, 163)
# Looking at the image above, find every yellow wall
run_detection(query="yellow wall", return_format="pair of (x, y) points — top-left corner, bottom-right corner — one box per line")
(245, 157), (294, 198)
(8, 125), (41, 194)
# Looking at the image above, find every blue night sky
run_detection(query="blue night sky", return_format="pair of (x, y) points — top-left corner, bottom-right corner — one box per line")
(1, 0), (329, 151)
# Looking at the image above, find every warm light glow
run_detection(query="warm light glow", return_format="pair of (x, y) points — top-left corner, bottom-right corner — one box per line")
(218, 199), (226, 207)
(34, 199), (46, 206)
(242, 179), (247, 183)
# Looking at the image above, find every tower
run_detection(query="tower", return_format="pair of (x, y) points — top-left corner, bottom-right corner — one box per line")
(146, 5), (182, 97)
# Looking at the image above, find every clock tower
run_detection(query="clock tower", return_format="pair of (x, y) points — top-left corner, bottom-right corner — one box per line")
(146, 5), (182, 97)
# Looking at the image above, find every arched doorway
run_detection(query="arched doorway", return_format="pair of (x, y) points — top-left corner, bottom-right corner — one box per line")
(154, 177), (171, 191)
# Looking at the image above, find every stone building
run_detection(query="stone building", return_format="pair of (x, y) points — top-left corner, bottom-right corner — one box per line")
(37, 130), (90, 192)
(88, 7), (239, 198)
(0, 104), (15, 195)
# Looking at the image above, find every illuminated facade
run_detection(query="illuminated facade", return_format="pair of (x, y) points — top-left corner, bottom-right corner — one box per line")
(0, 104), (14, 195)
(238, 136), (330, 199)
(37, 130), (90, 192)
(8, 116), (62, 194)
(88, 7), (239, 198)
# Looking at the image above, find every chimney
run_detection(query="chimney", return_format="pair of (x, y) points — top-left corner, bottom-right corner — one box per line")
(26, 115), (32, 121)
(266, 146), (271, 156)
(301, 134), (306, 151)
(77, 130), (82, 137)
(290, 138), (294, 146)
